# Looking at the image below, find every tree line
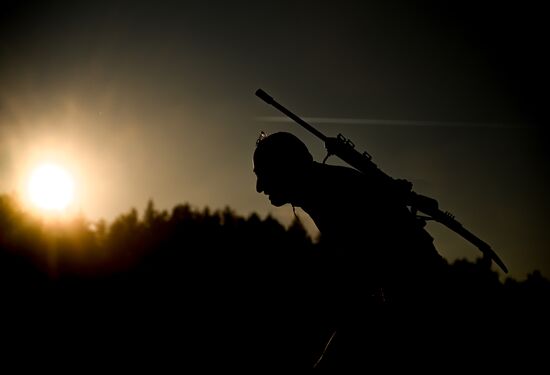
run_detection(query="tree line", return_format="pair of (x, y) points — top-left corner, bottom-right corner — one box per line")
(0, 192), (548, 368)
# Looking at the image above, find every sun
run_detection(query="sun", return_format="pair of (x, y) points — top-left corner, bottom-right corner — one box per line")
(27, 163), (75, 212)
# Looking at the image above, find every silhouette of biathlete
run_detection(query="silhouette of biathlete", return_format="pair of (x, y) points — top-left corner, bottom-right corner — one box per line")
(253, 131), (450, 369)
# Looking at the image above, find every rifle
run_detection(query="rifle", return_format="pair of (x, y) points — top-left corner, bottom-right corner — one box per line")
(255, 88), (508, 274)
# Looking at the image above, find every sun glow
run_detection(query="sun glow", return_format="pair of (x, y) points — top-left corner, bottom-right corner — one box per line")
(27, 163), (75, 212)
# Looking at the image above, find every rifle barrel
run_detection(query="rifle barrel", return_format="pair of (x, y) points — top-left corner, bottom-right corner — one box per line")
(255, 89), (327, 142)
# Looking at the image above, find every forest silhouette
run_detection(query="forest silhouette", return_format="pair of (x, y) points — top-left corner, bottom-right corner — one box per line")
(1, 192), (548, 369)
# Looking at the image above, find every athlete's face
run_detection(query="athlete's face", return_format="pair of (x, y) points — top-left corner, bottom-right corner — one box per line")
(254, 163), (297, 207)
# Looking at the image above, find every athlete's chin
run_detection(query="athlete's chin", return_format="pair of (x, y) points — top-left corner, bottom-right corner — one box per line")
(268, 196), (287, 207)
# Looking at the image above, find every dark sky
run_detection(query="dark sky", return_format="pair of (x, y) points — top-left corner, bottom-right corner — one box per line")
(0, 0), (548, 280)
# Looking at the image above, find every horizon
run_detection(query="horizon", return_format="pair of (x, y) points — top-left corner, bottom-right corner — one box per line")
(0, 190), (543, 282)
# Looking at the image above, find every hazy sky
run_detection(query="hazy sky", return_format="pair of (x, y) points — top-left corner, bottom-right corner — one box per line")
(1, 1), (547, 280)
